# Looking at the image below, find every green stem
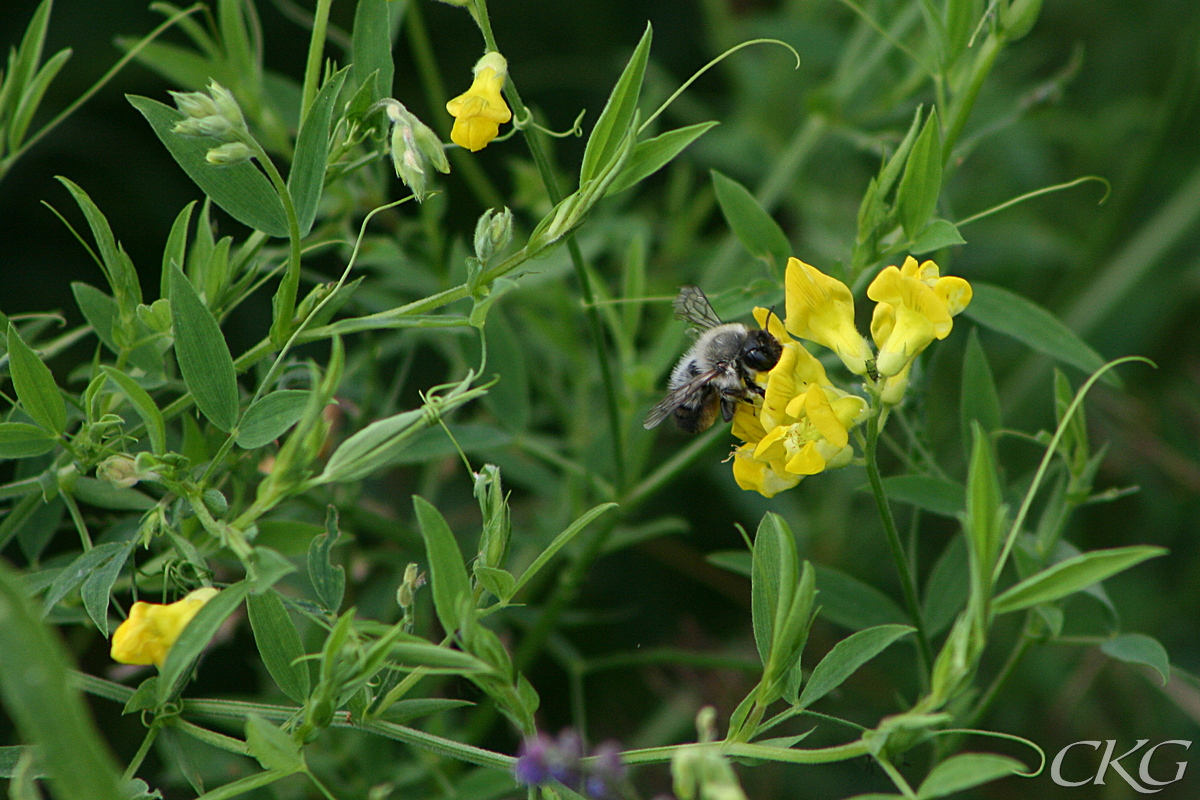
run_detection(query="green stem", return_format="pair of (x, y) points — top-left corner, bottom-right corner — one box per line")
(299, 0), (333, 121)
(121, 724), (161, 781)
(942, 30), (1005, 164)
(245, 139), (304, 347)
(471, 0), (627, 491)
(864, 406), (933, 679)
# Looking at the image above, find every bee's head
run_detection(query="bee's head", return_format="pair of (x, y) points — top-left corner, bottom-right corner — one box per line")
(742, 329), (782, 372)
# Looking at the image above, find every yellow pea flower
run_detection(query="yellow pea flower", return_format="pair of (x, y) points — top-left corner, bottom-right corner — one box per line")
(445, 52), (512, 152)
(783, 258), (873, 376)
(867, 256), (972, 384)
(111, 587), (219, 667)
(730, 330), (868, 498)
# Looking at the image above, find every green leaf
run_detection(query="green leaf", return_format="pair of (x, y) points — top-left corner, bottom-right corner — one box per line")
(169, 263), (239, 432)
(965, 422), (1002, 588)
(237, 390), (310, 449)
(606, 121), (718, 196)
(70, 477), (156, 511)
(876, 475), (965, 518)
(960, 328), (1001, 444)
(9, 48), (71, 153)
(71, 282), (162, 373)
(813, 564), (909, 631)
(480, 310), (529, 433)
(964, 283), (1115, 385)
(474, 565), (516, 602)
(798, 624), (914, 709)
(389, 639), (490, 672)
(56, 177), (142, 312)
(0, 562), (127, 800)
(307, 507), (345, 613)
(511, 502), (617, 596)
(244, 715), (304, 773)
(579, 23), (652, 185)
(289, 68), (347, 236)
(751, 512), (798, 668)
(922, 535), (970, 637)
(101, 366), (166, 455)
(909, 218), (965, 254)
(1100, 633), (1171, 686)
(895, 108), (943, 240)
(128, 95), (289, 238)
(81, 539), (135, 637)
(916, 752), (1025, 798)
(351, 0), (399, 102)
(161, 200), (196, 296)
(247, 591), (311, 703)
(992, 545), (1167, 615)
(6, 325), (65, 435)
(42, 542), (128, 618)
(414, 496), (473, 635)
(318, 408), (427, 482)
(159, 580), (251, 704)
(0, 422), (57, 459)
(712, 170), (791, 272)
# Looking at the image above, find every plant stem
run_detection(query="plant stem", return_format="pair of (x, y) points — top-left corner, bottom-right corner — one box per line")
(471, 0), (627, 492)
(299, 0), (332, 120)
(863, 405), (934, 679)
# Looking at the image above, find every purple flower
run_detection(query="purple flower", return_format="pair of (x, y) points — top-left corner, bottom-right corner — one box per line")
(513, 729), (626, 799)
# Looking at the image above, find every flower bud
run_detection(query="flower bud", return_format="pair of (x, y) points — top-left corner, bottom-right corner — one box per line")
(205, 141), (254, 165)
(377, 98), (450, 202)
(473, 207), (513, 263)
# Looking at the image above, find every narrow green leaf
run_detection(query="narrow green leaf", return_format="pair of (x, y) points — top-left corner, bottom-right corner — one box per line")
(0, 422), (57, 459)
(71, 476), (156, 511)
(909, 218), (965, 254)
(752, 513), (798, 668)
(56, 177), (142, 310)
(798, 624), (914, 708)
(101, 366), (167, 455)
(895, 108), (943, 240)
(128, 95), (289, 238)
(511, 502), (617, 596)
(813, 564), (909, 631)
(964, 283), (1115, 385)
(6, 325), (65, 435)
(5, 0), (53, 108)
(71, 282), (162, 373)
(413, 496), (473, 635)
(158, 580), (251, 704)
(307, 507), (345, 613)
(247, 591), (311, 703)
(0, 562), (127, 800)
(81, 539), (136, 637)
(1100, 633), (1171, 686)
(992, 545), (1167, 615)
(161, 201), (196, 296)
(876, 475), (965, 518)
(244, 715), (303, 773)
(389, 640), (491, 672)
(922, 535), (970, 636)
(606, 121), (718, 195)
(8, 48), (71, 152)
(351, 0), (398, 102)
(916, 752), (1024, 798)
(289, 68), (347, 236)
(580, 23), (652, 184)
(42, 542), (127, 618)
(960, 328), (1001, 444)
(712, 169), (792, 272)
(237, 390), (310, 449)
(169, 264), (239, 432)
(965, 422), (1002, 585)
(480, 310), (529, 432)
(318, 408), (427, 482)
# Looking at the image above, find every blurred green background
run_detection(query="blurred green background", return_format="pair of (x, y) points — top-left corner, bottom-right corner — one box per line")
(1, 1), (1198, 798)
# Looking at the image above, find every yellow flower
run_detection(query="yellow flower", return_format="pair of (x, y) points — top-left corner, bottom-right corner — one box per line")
(445, 52), (512, 152)
(783, 258), (873, 375)
(867, 256), (972, 382)
(731, 321), (868, 497)
(111, 587), (219, 667)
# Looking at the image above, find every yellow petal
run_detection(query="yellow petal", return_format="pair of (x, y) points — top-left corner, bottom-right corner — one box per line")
(445, 65), (512, 152)
(935, 275), (973, 316)
(753, 425), (789, 462)
(804, 385), (848, 449)
(110, 587), (219, 668)
(785, 441), (825, 475)
(784, 258), (871, 375)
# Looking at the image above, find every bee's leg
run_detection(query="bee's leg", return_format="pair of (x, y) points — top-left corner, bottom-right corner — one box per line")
(720, 396), (738, 422)
(747, 381), (766, 398)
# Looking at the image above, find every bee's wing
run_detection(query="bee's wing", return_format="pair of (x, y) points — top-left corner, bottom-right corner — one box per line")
(673, 285), (724, 330)
(643, 368), (718, 429)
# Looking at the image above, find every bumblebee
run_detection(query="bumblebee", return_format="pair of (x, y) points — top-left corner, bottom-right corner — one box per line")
(643, 286), (782, 433)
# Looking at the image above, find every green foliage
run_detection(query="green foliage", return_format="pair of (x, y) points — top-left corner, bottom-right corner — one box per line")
(0, 1), (1189, 799)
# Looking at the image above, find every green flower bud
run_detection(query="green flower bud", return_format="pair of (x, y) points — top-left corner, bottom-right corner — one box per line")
(473, 207), (513, 263)
(377, 98), (450, 202)
(206, 141), (254, 165)
(97, 455), (141, 489)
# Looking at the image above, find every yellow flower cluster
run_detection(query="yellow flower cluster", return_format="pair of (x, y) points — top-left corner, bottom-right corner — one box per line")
(110, 587), (219, 667)
(446, 52), (512, 152)
(732, 257), (971, 497)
